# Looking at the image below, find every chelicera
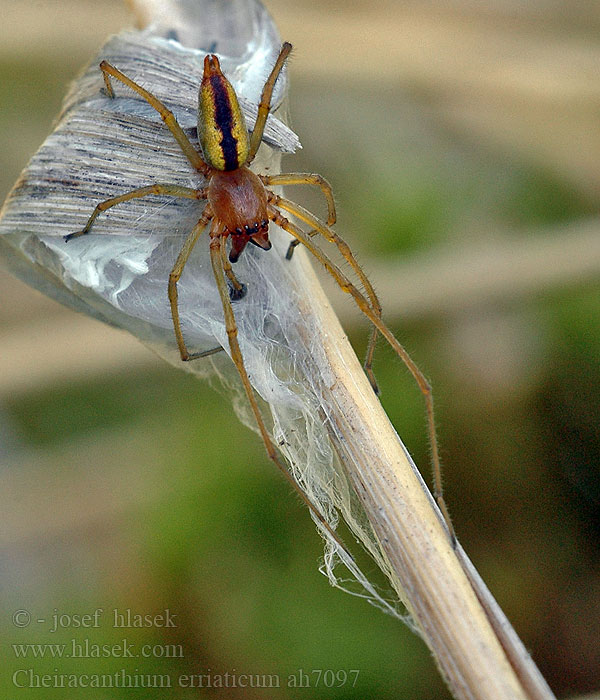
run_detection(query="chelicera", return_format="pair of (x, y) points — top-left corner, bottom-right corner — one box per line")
(65, 43), (454, 544)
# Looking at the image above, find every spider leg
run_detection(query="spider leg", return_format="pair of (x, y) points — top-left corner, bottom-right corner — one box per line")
(268, 193), (381, 395)
(261, 173), (336, 261)
(193, 345), (225, 358)
(260, 173), (336, 227)
(65, 184), (207, 240)
(247, 42), (292, 163)
(209, 230), (350, 556)
(168, 207), (214, 360)
(100, 61), (209, 175)
(219, 235), (247, 300)
(268, 206), (455, 543)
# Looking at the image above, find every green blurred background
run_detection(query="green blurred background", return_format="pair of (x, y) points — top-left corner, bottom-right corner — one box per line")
(1, 1), (599, 698)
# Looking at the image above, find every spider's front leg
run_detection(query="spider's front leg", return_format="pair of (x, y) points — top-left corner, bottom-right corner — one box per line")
(267, 206), (455, 543)
(259, 172), (336, 261)
(268, 192), (381, 394)
(219, 238), (247, 301)
(208, 230), (350, 555)
(168, 208), (214, 361)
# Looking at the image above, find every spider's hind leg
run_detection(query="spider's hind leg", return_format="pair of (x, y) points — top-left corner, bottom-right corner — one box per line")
(99, 61), (208, 174)
(65, 184), (207, 241)
(247, 43), (292, 163)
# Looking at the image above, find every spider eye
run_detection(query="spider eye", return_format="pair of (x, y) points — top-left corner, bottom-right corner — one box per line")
(261, 219), (268, 229)
(235, 227), (243, 235)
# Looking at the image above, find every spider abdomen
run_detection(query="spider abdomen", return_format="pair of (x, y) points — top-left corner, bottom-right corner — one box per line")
(199, 55), (250, 171)
(208, 167), (270, 262)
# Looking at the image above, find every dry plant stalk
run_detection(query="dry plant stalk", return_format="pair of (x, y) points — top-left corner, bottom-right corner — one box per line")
(293, 247), (554, 700)
(0, 1), (556, 698)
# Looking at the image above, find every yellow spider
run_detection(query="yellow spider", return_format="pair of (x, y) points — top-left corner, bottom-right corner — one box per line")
(66, 43), (454, 545)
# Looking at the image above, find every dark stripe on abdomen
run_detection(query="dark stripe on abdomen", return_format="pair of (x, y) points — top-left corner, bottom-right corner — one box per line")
(210, 75), (239, 171)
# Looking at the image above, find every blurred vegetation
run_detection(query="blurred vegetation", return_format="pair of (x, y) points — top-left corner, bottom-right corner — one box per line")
(1, 2), (600, 699)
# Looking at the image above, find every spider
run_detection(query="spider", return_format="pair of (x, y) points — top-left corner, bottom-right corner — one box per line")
(65, 43), (454, 544)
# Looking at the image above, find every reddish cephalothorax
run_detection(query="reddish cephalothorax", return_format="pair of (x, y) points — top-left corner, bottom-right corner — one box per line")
(65, 43), (454, 545)
(207, 168), (270, 263)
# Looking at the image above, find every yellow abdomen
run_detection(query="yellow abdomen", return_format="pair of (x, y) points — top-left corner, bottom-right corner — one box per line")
(198, 55), (250, 171)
